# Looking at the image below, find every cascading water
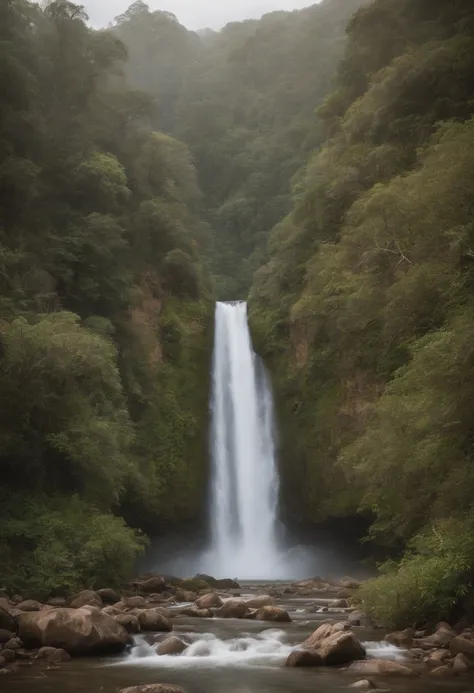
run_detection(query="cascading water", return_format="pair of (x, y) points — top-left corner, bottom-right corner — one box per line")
(205, 301), (281, 578)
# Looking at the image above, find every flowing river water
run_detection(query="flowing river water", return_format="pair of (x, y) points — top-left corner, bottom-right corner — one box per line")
(4, 588), (474, 693)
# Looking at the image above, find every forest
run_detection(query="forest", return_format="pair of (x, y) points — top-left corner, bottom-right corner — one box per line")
(2, 0), (474, 629)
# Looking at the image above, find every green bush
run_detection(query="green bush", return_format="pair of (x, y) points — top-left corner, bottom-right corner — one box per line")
(0, 493), (148, 598)
(358, 518), (474, 628)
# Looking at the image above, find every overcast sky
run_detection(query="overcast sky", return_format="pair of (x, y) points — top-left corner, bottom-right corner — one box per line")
(83, 1), (318, 30)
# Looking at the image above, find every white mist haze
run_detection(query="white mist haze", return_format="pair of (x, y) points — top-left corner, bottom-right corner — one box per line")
(83, 0), (321, 30)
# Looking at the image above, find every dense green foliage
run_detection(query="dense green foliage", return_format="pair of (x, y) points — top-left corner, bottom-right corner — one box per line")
(113, 0), (367, 298)
(0, 0), (213, 594)
(249, 0), (474, 624)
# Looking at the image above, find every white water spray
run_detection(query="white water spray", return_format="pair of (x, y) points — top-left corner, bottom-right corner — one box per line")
(206, 301), (280, 578)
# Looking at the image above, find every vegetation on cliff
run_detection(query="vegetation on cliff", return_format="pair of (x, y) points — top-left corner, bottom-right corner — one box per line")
(249, 0), (474, 625)
(0, 0), (212, 595)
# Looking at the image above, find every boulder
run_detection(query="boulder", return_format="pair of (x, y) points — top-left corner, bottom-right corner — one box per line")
(330, 599), (349, 608)
(385, 629), (414, 648)
(244, 595), (275, 609)
(253, 606), (291, 623)
(179, 607), (213, 618)
(0, 607), (17, 633)
(286, 649), (323, 667)
(347, 660), (418, 676)
(18, 607), (129, 655)
(175, 591), (197, 603)
(0, 630), (13, 644)
(36, 646), (71, 662)
(156, 636), (187, 656)
(418, 626), (455, 648)
(97, 589), (120, 604)
(119, 686), (185, 693)
(215, 600), (250, 619)
(348, 611), (371, 627)
(194, 574), (239, 589)
(453, 652), (471, 673)
(2, 649), (15, 663)
(69, 591), (103, 609)
(0, 656), (6, 669)
(125, 596), (149, 609)
(5, 637), (22, 650)
(47, 597), (67, 607)
(317, 631), (366, 665)
(429, 665), (455, 677)
(114, 614), (141, 633)
(302, 622), (348, 649)
(102, 606), (121, 616)
(349, 681), (377, 690)
(195, 593), (223, 609)
(450, 635), (474, 659)
(139, 577), (166, 594)
(137, 610), (172, 632)
(17, 600), (42, 612)
(425, 649), (451, 667)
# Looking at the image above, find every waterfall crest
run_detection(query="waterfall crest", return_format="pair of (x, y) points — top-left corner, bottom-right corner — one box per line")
(206, 301), (281, 578)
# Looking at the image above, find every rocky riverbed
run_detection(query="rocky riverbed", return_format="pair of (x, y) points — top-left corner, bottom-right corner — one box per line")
(2, 575), (474, 693)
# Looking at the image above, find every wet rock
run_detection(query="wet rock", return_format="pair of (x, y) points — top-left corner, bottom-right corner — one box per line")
(0, 607), (17, 633)
(97, 589), (120, 604)
(385, 629), (414, 648)
(102, 606), (121, 616)
(18, 607), (129, 655)
(69, 590), (103, 609)
(253, 606), (291, 623)
(2, 649), (16, 663)
(215, 600), (250, 619)
(417, 626), (455, 648)
(139, 577), (166, 594)
(137, 610), (172, 632)
(453, 653), (471, 673)
(114, 614), (141, 633)
(36, 646), (71, 662)
(46, 597), (67, 608)
(175, 591), (197, 603)
(119, 686), (186, 693)
(317, 631), (366, 665)
(347, 660), (418, 677)
(194, 574), (239, 589)
(349, 681), (377, 689)
(348, 611), (371, 627)
(0, 656), (6, 669)
(450, 635), (474, 659)
(429, 665), (454, 677)
(244, 595), (275, 609)
(286, 649), (323, 667)
(195, 593), (223, 609)
(425, 648), (451, 667)
(5, 637), (22, 650)
(17, 600), (42, 612)
(179, 607), (213, 618)
(330, 599), (348, 608)
(156, 636), (187, 655)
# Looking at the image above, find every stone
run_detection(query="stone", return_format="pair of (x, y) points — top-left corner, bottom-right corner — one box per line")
(253, 606), (291, 623)
(0, 607), (17, 633)
(195, 593), (223, 609)
(194, 574), (239, 589)
(119, 686), (185, 693)
(317, 631), (366, 665)
(17, 600), (43, 612)
(156, 636), (187, 655)
(97, 589), (120, 604)
(215, 600), (250, 619)
(46, 597), (67, 607)
(36, 646), (71, 662)
(450, 635), (474, 659)
(137, 610), (172, 632)
(102, 606), (121, 616)
(179, 607), (212, 618)
(0, 630), (13, 644)
(0, 656), (6, 669)
(175, 591), (197, 603)
(425, 648), (451, 667)
(339, 577), (361, 589)
(348, 611), (371, 627)
(302, 622), (348, 649)
(125, 596), (149, 609)
(349, 681), (376, 690)
(453, 653), (471, 673)
(114, 614), (141, 633)
(69, 591), (103, 609)
(330, 599), (348, 608)
(244, 595), (275, 609)
(429, 665), (454, 677)
(2, 649), (16, 663)
(347, 660), (418, 676)
(139, 577), (166, 594)
(418, 626), (455, 648)
(385, 629), (414, 648)
(18, 607), (129, 655)
(286, 649), (323, 667)
(5, 637), (22, 650)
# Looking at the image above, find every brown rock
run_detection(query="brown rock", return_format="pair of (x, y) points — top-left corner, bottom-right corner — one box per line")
(302, 622), (348, 649)
(429, 665), (454, 677)
(175, 591), (197, 603)
(418, 626), (455, 648)
(0, 630), (13, 644)
(97, 589), (120, 604)
(156, 637), (187, 655)
(137, 610), (172, 632)
(139, 577), (166, 594)
(69, 591), (103, 609)
(0, 607), (17, 633)
(195, 593), (223, 609)
(102, 606), (121, 616)
(18, 607), (129, 655)
(253, 606), (291, 623)
(215, 600), (250, 619)
(17, 600), (43, 612)
(179, 607), (213, 618)
(244, 595), (275, 609)
(0, 656), (6, 668)
(385, 629), (414, 648)
(450, 635), (474, 659)
(317, 631), (365, 665)
(425, 648), (451, 667)
(453, 653), (471, 673)
(347, 660), (418, 676)
(125, 596), (149, 609)
(36, 646), (71, 662)
(286, 649), (323, 667)
(5, 637), (22, 650)
(349, 681), (377, 689)
(46, 597), (67, 607)
(114, 614), (141, 633)
(2, 649), (15, 663)
(348, 611), (371, 627)
(119, 686), (185, 693)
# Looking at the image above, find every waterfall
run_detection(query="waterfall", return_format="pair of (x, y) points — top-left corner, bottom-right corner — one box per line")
(206, 301), (281, 578)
